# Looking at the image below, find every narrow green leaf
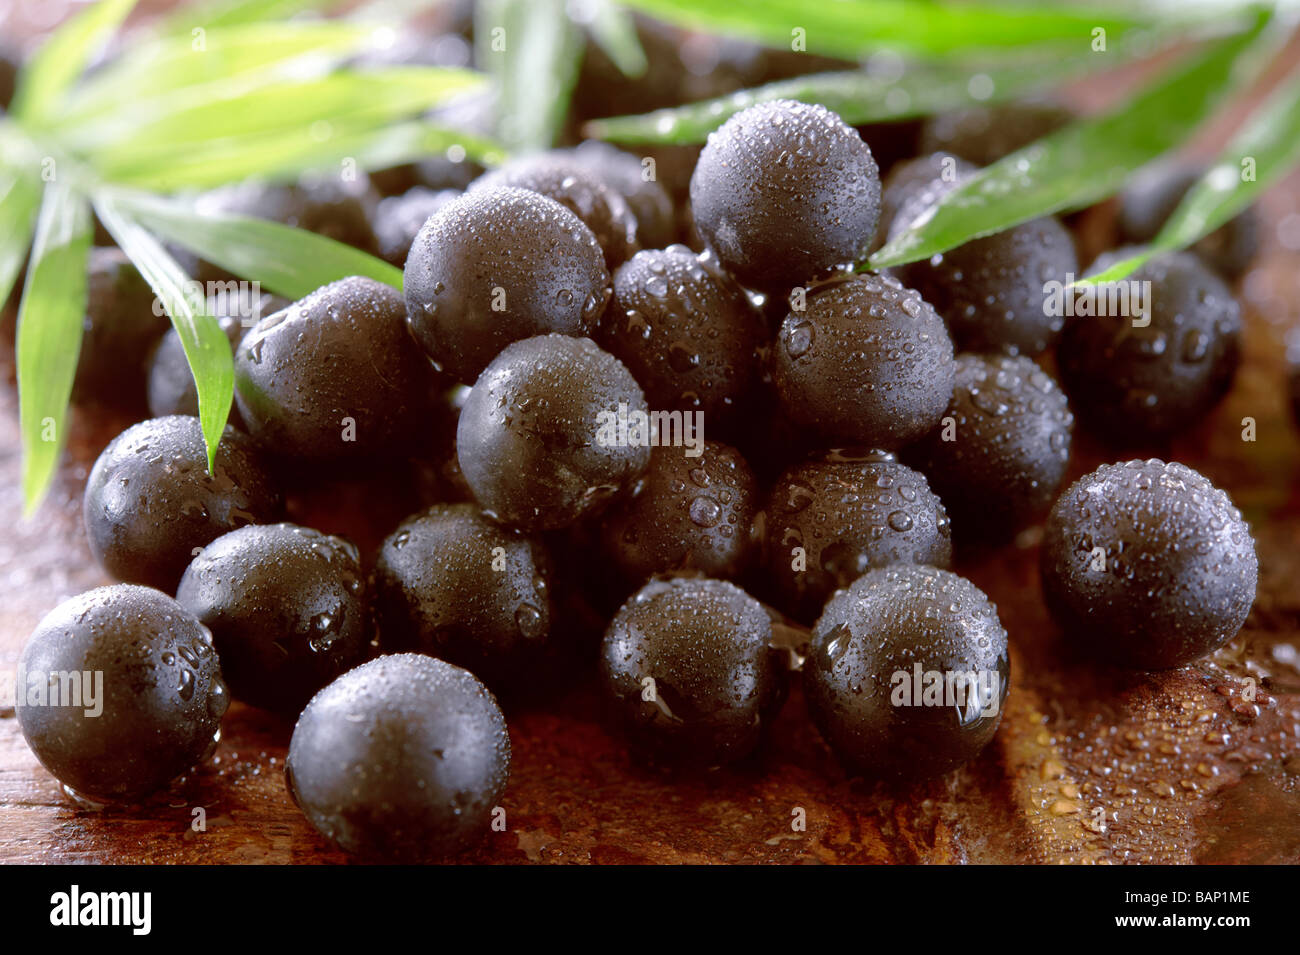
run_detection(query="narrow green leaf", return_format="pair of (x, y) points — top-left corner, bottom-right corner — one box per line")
(155, 0), (337, 33)
(1084, 71), (1300, 285)
(0, 163), (43, 311)
(12, 0), (139, 123)
(586, 54), (1108, 145)
(94, 195), (234, 473)
(96, 119), (505, 190)
(60, 21), (379, 122)
(15, 182), (91, 515)
(617, 0), (1162, 59)
(477, 0), (584, 151)
(106, 189), (403, 300)
(584, 0), (648, 78)
(869, 15), (1271, 270)
(69, 67), (484, 153)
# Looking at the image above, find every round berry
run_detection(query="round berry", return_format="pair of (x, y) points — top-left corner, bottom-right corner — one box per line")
(689, 99), (881, 293)
(905, 354), (1073, 543)
(234, 276), (435, 461)
(83, 416), (280, 592)
(16, 585), (227, 802)
(73, 248), (169, 411)
(373, 504), (555, 689)
(147, 288), (288, 422)
(572, 139), (676, 249)
(470, 154), (639, 268)
(771, 272), (955, 447)
(804, 565), (1009, 780)
(287, 654), (509, 861)
(372, 186), (460, 266)
(596, 245), (763, 427)
(457, 334), (650, 531)
(896, 214), (1078, 357)
(764, 450), (952, 622)
(601, 440), (760, 584)
(404, 187), (610, 383)
(599, 576), (787, 767)
(1058, 250), (1241, 444)
(919, 99), (1073, 166)
(175, 524), (370, 714)
(1040, 459), (1257, 670)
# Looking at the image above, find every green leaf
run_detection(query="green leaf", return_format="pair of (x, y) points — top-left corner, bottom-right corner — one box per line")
(617, 0), (1163, 59)
(95, 119), (505, 191)
(12, 0), (139, 123)
(94, 194), (235, 473)
(155, 0), (337, 33)
(67, 66), (484, 153)
(60, 21), (379, 122)
(584, 0), (648, 78)
(869, 15), (1272, 270)
(476, 0), (584, 151)
(586, 54), (1109, 145)
(106, 189), (403, 300)
(15, 181), (92, 515)
(0, 161), (43, 312)
(1084, 71), (1300, 285)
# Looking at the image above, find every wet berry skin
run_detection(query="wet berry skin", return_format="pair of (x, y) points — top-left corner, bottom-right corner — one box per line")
(147, 288), (290, 423)
(286, 654), (510, 861)
(1040, 459), (1258, 670)
(1117, 160), (1259, 280)
(234, 276), (435, 461)
(73, 248), (170, 411)
(896, 214), (1078, 357)
(457, 334), (651, 532)
(1058, 250), (1241, 444)
(771, 272), (955, 448)
(175, 523), (370, 714)
(404, 186), (611, 383)
(372, 186), (461, 266)
(596, 245), (763, 428)
(601, 440), (760, 585)
(689, 99), (881, 294)
(16, 585), (228, 803)
(804, 565), (1009, 781)
(470, 154), (640, 268)
(764, 450), (952, 623)
(373, 504), (555, 690)
(905, 353), (1073, 545)
(599, 576), (788, 768)
(83, 415), (280, 593)
(572, 139), (677, 250)
(919, 99), (1073, 166)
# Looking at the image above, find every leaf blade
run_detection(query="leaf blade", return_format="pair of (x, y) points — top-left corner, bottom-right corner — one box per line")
(477, 0), (584, 151)
(0, 159), (43, 312)
(12, 0), (139, 123)
(1084, 71), (1300, 285)
(15, 182), (92, 515)
(869, 15), (1272, 269)
(106, 189), (403, 300)
(617, 0), (1163, 59)
(94, 194), (235, 472)
(586, 54), (1109, 145)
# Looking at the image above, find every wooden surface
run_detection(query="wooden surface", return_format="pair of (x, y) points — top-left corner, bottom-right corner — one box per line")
(3, 57), (1300, 866)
